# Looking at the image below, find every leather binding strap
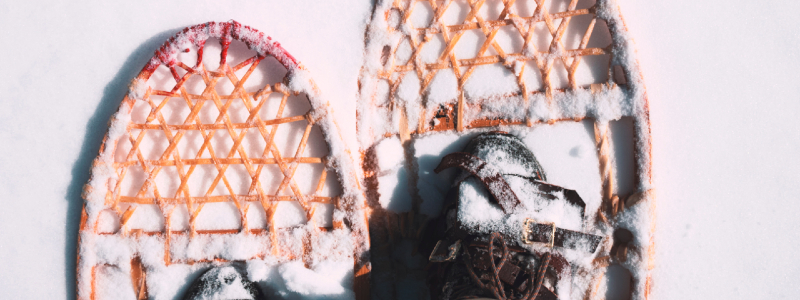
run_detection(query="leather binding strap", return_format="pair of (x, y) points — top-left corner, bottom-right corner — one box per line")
(435, 152), (587, 216)
(434, 152), (521, 213)
(522, 220), (603, 253)
(518, 178), (587, 218)
(435, 152), (603, 253)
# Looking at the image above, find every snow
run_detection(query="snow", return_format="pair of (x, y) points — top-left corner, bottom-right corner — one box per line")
(372, 136), (414, 212)
(373, 136), (404, 173)
(518, 121), (604, 217)
(146, 264), (200, 300)
(414, 131), (477, 216)
(273, 261), (355, 299)
(425, 70), (459, 106)
(2, 0), (800, 299)
(377, 166), (413, 212)
(463, 65), (522, 100)
(95, 265), (137, 300)
(86, 226), (357, 299)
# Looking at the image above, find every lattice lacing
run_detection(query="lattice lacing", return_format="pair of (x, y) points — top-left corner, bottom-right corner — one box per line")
(462, 232), (551, 300)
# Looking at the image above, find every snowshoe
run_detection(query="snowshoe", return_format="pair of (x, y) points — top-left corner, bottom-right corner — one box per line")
(78, 21), (370, 300)
(357, 0), (655, 299)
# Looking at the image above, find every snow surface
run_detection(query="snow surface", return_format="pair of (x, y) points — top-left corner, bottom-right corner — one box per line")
(2, 0), (800, 300)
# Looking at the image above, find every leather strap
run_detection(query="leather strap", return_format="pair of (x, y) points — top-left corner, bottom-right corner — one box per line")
(436, 152), (603, 253)
(435, 153), (587, 217)
(522, 222), (603, 253)
(435, 152), (521, 213)
(433, 152), (520, 214)
(511, 177), (586, 218)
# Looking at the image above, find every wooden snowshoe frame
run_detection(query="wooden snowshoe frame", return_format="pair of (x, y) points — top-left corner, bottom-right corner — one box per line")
(78, 21), (370, 300)
(358, 0), (654, 299)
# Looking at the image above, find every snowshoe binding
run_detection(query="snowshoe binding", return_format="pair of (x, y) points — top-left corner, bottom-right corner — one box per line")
(422, 131), (603, 300)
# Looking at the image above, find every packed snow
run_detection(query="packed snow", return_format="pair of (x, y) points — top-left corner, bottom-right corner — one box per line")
(2, 0), (800, 300)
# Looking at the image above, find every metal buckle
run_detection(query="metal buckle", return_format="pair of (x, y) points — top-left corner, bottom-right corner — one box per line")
(522, 218), (556, 248)
(429, 239), (462, 262)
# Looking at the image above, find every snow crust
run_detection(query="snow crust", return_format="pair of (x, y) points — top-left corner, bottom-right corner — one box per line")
(95, 265), (137, 300)
(373, 136), (404, 172)
(268, 261), (355, 299)
(377, 166), (413, 212)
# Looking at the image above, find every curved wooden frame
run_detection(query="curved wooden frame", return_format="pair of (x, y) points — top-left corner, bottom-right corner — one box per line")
(78, 20), (370, 300)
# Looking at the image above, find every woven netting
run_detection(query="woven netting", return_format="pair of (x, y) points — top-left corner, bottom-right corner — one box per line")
(358, 0), (645, 138)
(78, 21), (370, 300)
(358, 0), (654, 299)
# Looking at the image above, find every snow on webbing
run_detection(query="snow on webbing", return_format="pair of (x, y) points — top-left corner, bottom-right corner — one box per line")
(94, 260), (356, 300)
(95, 265), (136, 300)
(248, 260), (355, 300)
(86, 226), (356, 299)
(152, 20), (298, 70)
(114, 86), (338, 231)
(372, 137), (413, 212)
(91, 20), (360, 234)
(373, 136), (404, 172)
(90, 229), (353, 267)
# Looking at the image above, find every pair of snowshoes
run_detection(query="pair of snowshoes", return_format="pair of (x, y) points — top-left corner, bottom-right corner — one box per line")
(78, 0), (655, 299)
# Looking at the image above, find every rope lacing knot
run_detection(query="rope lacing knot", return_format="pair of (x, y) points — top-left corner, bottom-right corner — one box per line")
(463, 232), (552, 300)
